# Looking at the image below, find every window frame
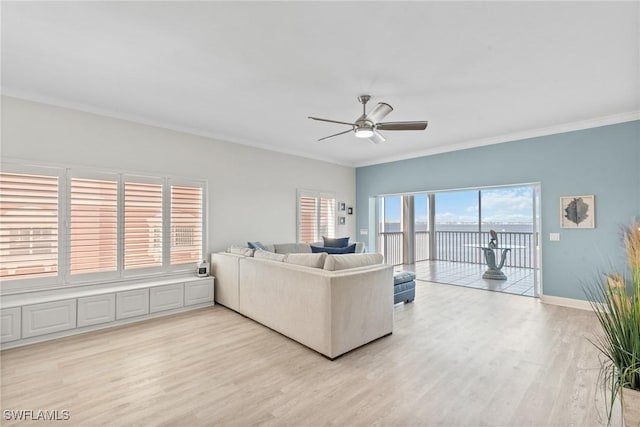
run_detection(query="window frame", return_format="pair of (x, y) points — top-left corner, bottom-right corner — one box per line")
(67, 169), (120, 284)
(296, 189), (336, 243)
(0, 161), (207, 294)
(122, 174), (166, 278)
(0, 163), (66, 293)
(168, 178), (206, 271)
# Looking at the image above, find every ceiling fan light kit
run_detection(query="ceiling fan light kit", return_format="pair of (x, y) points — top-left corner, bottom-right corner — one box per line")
(309, 95), (428, 144)
(354, 127), (374, 138)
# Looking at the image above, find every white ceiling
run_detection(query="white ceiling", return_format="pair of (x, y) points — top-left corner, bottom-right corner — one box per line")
(2, 1), (639, 167)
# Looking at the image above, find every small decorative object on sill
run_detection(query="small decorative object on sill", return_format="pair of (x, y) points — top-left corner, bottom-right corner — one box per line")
(197, 260), (210, 277)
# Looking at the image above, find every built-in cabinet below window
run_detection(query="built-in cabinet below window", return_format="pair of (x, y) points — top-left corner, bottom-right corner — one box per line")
(0, 276), (214, 349)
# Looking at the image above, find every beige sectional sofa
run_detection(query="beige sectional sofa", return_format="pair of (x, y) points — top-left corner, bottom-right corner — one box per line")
(210, 247), (393, 359)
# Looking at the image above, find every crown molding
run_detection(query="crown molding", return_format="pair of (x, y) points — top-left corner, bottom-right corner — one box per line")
(3, 91), (637, 170)
(353, 111), (640, 168)
(1, 91), (353, 168)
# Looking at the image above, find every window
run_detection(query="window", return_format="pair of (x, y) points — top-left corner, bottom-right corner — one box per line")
(170, 184), (203, 265)
(0, 162), (206, 291)
(70, 175), (118, 276)
(124, 179), (163, 271)
(379, 195), (402, 233)
(0, 171), (59, 281)
(297, 190), (335, 243)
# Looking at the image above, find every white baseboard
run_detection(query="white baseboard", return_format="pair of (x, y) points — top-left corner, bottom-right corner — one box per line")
(540, 294), (593, 311)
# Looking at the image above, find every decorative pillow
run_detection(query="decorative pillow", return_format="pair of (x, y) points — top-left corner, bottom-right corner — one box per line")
(247, 241), (267, 251)
(323, 253), (384, 271)
(311, 244), (356, 255)
(284, 253), (327, 268)
(323, 236), (350, 248)
(254, 249), (286, 262)
(227, 246), (254, 257)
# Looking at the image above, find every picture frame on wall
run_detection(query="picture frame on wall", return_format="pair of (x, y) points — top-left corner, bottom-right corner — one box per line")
(347, 207), (353, 215)
(339, 216), (346, 225)
(339, 202), (346, 211)
(560, 195), (595, 229)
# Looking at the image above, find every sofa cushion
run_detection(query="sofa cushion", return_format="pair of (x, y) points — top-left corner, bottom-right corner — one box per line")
(323, 253), (384, 271)
(284, 252), (327, 268)
(273, 243), (312, 254)
(247, 241), (267, 251)
(254, 249), (286, 262)
(311, 244), (356, 254)
(323, 236), (350, 248)
(227, 246), (254, 257)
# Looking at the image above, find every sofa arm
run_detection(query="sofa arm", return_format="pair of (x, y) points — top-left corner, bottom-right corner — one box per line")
(210, 252), (243, 311)
(329, 265), (394, 357)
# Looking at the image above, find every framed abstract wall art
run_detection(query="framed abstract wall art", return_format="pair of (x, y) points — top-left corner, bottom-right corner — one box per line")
(560, 195), (595, 229)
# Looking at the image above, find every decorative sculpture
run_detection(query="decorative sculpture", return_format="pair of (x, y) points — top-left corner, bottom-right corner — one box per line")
(488, 229), (498, 249)
(482, 230), (510, 280)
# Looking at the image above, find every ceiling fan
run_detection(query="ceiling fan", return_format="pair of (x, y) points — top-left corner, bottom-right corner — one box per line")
(308, 95), (428, 144)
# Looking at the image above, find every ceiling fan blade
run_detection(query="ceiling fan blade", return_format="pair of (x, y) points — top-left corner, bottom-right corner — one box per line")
(368, 130), (386, 144)
(317, 128), (354, 142)
(366, 102), (393, 123)
(376, 121), (428, 131)
(308, 116), (356, 127)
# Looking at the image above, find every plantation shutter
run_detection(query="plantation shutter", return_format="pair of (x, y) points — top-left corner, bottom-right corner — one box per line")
(319, 197), (336, 240)
(170, 184), (203, 265)
(298, 196), (318, 243)
(0, 172), (59, 281)
(69, 176), (118, 276)
(297, 190), (335, 243)
(124, 179), (163, 270)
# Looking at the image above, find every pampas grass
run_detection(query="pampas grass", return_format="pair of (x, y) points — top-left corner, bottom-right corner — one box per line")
(587, 222), (640, 424)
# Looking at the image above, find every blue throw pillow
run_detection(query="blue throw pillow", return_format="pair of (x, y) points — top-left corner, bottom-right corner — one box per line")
(311, 243), (356, 254)
(323, 236), (350, 248)
(248, 241), (267, 251)
(310, 245), (326, 254)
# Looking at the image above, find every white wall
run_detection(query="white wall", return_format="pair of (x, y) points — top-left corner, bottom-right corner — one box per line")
(1, 96), (356, 254)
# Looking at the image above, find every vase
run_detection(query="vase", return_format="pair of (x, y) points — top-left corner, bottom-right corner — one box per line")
(622, 386), (640, 427)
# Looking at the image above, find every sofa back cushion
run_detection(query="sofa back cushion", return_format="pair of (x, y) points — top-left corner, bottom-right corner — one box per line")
(323, 253), (384, 271)
(284, 252), (327, 268)
(273, 243), (312, 254)
(254, 249), (286, 262)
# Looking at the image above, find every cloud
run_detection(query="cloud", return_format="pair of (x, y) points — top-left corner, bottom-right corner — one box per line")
(481, 188), (533, 212)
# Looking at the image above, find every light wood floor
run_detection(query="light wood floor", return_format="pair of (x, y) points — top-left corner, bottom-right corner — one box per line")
(1, 281), (621, 426)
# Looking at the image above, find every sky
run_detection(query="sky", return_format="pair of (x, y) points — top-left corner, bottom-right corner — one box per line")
(382, 186), (534, 224)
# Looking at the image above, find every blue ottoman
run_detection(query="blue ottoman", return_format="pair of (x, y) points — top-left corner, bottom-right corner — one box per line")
(394, 271), (416, 304)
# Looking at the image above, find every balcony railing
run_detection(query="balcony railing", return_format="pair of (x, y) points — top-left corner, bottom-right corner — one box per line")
(381, 230), (534, 268)
(415, 231), (430, 262)
(379, 232), (403, 266)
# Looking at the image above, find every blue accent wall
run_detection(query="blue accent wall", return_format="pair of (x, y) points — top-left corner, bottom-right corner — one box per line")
(356, 120), (640, 300)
